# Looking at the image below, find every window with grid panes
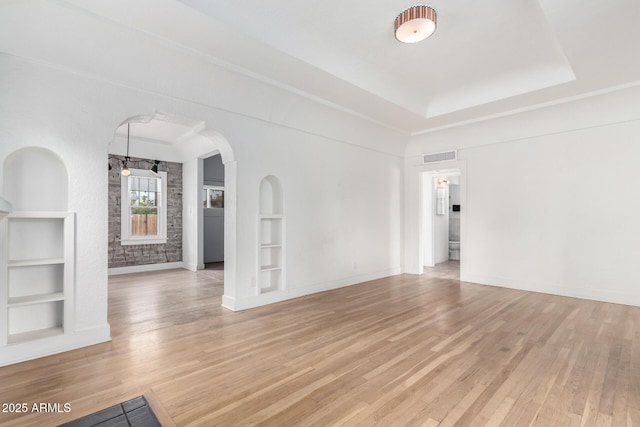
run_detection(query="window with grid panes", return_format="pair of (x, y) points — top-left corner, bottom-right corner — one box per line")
(120, 168), (168, 245)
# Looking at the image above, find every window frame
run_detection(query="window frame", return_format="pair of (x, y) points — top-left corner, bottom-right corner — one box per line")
(203, 185), (225, 209)
(120, 168), (168, 246)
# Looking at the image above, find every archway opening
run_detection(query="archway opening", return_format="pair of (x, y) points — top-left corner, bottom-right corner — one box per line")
(107, 113), (237, 307)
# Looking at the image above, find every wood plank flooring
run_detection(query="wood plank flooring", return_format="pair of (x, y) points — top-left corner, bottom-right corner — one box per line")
(1, 261), (640, 426)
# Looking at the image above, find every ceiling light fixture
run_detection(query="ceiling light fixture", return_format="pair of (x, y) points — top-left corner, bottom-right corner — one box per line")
(394, 5), (437, 43)
(121, 123), (131, 176)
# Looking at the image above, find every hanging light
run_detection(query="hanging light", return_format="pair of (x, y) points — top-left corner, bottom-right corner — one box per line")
(150, 160), (160, 176)
(394, 5), (437, 43)
(121, 123), (131, 176)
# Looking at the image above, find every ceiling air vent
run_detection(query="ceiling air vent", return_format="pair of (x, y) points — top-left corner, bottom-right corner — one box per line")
(422, 150), (457, 164)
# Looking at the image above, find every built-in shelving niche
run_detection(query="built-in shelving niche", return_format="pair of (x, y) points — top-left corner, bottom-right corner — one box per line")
(0, 147), (74, 349)
(257, 176), (285, 294)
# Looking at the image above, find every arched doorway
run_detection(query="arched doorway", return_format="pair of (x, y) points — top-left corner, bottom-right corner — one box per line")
(109, 113), (237, 308)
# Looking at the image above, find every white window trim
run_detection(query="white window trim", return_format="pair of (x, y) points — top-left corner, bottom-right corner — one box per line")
(120, 168), (168, 246)
(203, 185), (224, 209)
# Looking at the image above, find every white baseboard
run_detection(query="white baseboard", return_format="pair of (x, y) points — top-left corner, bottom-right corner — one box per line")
(0, 324), (112, 367)
(108, 262), (185, 276)
(221, 295), (237, 311)
(227, 267), (402, 311)
(182, 263), (199, 272)
(463, 274), (640, 308)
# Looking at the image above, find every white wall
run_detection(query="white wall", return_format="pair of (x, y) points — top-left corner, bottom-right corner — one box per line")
(0, 60), (114, 365)
(406, 85), (640, 306)
(0, 0), (406, 363)
(433, 180), (449, 264)
(230, 120), (403, 308)
(421, 173), (434, 267)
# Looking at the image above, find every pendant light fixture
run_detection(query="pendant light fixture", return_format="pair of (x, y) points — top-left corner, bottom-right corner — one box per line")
(150, 160), (160, 176)
(394, 5), (437, 43)
(121, 123), (131, 176)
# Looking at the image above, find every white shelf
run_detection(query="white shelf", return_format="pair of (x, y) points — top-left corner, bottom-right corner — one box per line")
(7, 327), (64, 344)
(9, 211), (70, 219)
(0, 197), (11, 218)
(257, 184), (285, 293)
(8, 258), (65, 268)
(1, 211), (75, 347)
(8, 292), (65, 307)
(260, 265), (282, 272)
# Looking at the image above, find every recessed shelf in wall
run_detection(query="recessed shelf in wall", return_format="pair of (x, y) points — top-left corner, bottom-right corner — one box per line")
(0, 148), (75, 359)
(8, 258), (65, 268)
(7, 327), (64, 345)
(9, 211), (70, 219)
(260, 265), (282, 272)
(257, 175), (285, 294)
(1, 211), (75, 349)
(8, 292), (65, 307)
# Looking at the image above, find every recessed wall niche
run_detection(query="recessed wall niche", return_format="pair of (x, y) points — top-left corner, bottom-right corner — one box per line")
(257, 175), (285, 293)
(1, 147), (74, 348)
(3, 147), (68, 211)
(259, 175), (283, 215)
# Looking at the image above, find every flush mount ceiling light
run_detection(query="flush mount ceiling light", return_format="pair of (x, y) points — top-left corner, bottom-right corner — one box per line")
(394, 5), (437, 43)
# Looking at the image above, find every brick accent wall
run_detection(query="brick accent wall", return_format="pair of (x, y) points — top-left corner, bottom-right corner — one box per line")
(108, 156), (182, 268)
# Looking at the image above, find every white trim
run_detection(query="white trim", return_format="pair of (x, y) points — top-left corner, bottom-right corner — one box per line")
(203, 185), (225, 209)
(411, 80), (640, 136)
(120, 238), (167, 246)
(0, 324), (111, 367)
(403, 160), (467, 275)
(0, 197), (12, 218)
(120, 169), (168, 245)
(0, 217), (7, 346)
(8, 211), (70, 218)
(182, 263), (203, 272)
(463, 274), (640, 308)
(223, 267), (401, 311)
(221, 295), (236, 311)
(108, 262), (185, 276)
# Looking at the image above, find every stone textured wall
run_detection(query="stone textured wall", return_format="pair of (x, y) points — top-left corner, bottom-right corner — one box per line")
(108, 156), (182, 268)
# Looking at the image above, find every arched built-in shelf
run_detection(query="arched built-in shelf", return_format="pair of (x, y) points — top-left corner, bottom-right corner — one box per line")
(257, 176), (285, 294)
(0, 148), (74, 347)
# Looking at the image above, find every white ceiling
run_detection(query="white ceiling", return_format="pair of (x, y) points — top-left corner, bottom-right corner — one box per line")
(22, 0), (640, 135)
(114, 115), (204, 144)
(180, 0), (576, 120)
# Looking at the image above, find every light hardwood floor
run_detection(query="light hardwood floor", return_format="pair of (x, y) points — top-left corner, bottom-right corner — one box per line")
(1, 262), (639, 426)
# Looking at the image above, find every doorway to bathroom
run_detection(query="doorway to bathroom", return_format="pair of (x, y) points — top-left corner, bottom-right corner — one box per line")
(421, 169), (462, 279)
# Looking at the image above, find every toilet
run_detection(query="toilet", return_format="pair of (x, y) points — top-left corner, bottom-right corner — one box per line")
(449, 241), (460, 260)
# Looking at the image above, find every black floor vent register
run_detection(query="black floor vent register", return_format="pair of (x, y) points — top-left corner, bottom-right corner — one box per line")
(58, 396), (161, 427)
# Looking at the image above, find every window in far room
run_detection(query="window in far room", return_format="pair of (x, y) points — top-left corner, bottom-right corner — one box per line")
(203, 186), (224, 209)
(121, 168), (167, 245)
